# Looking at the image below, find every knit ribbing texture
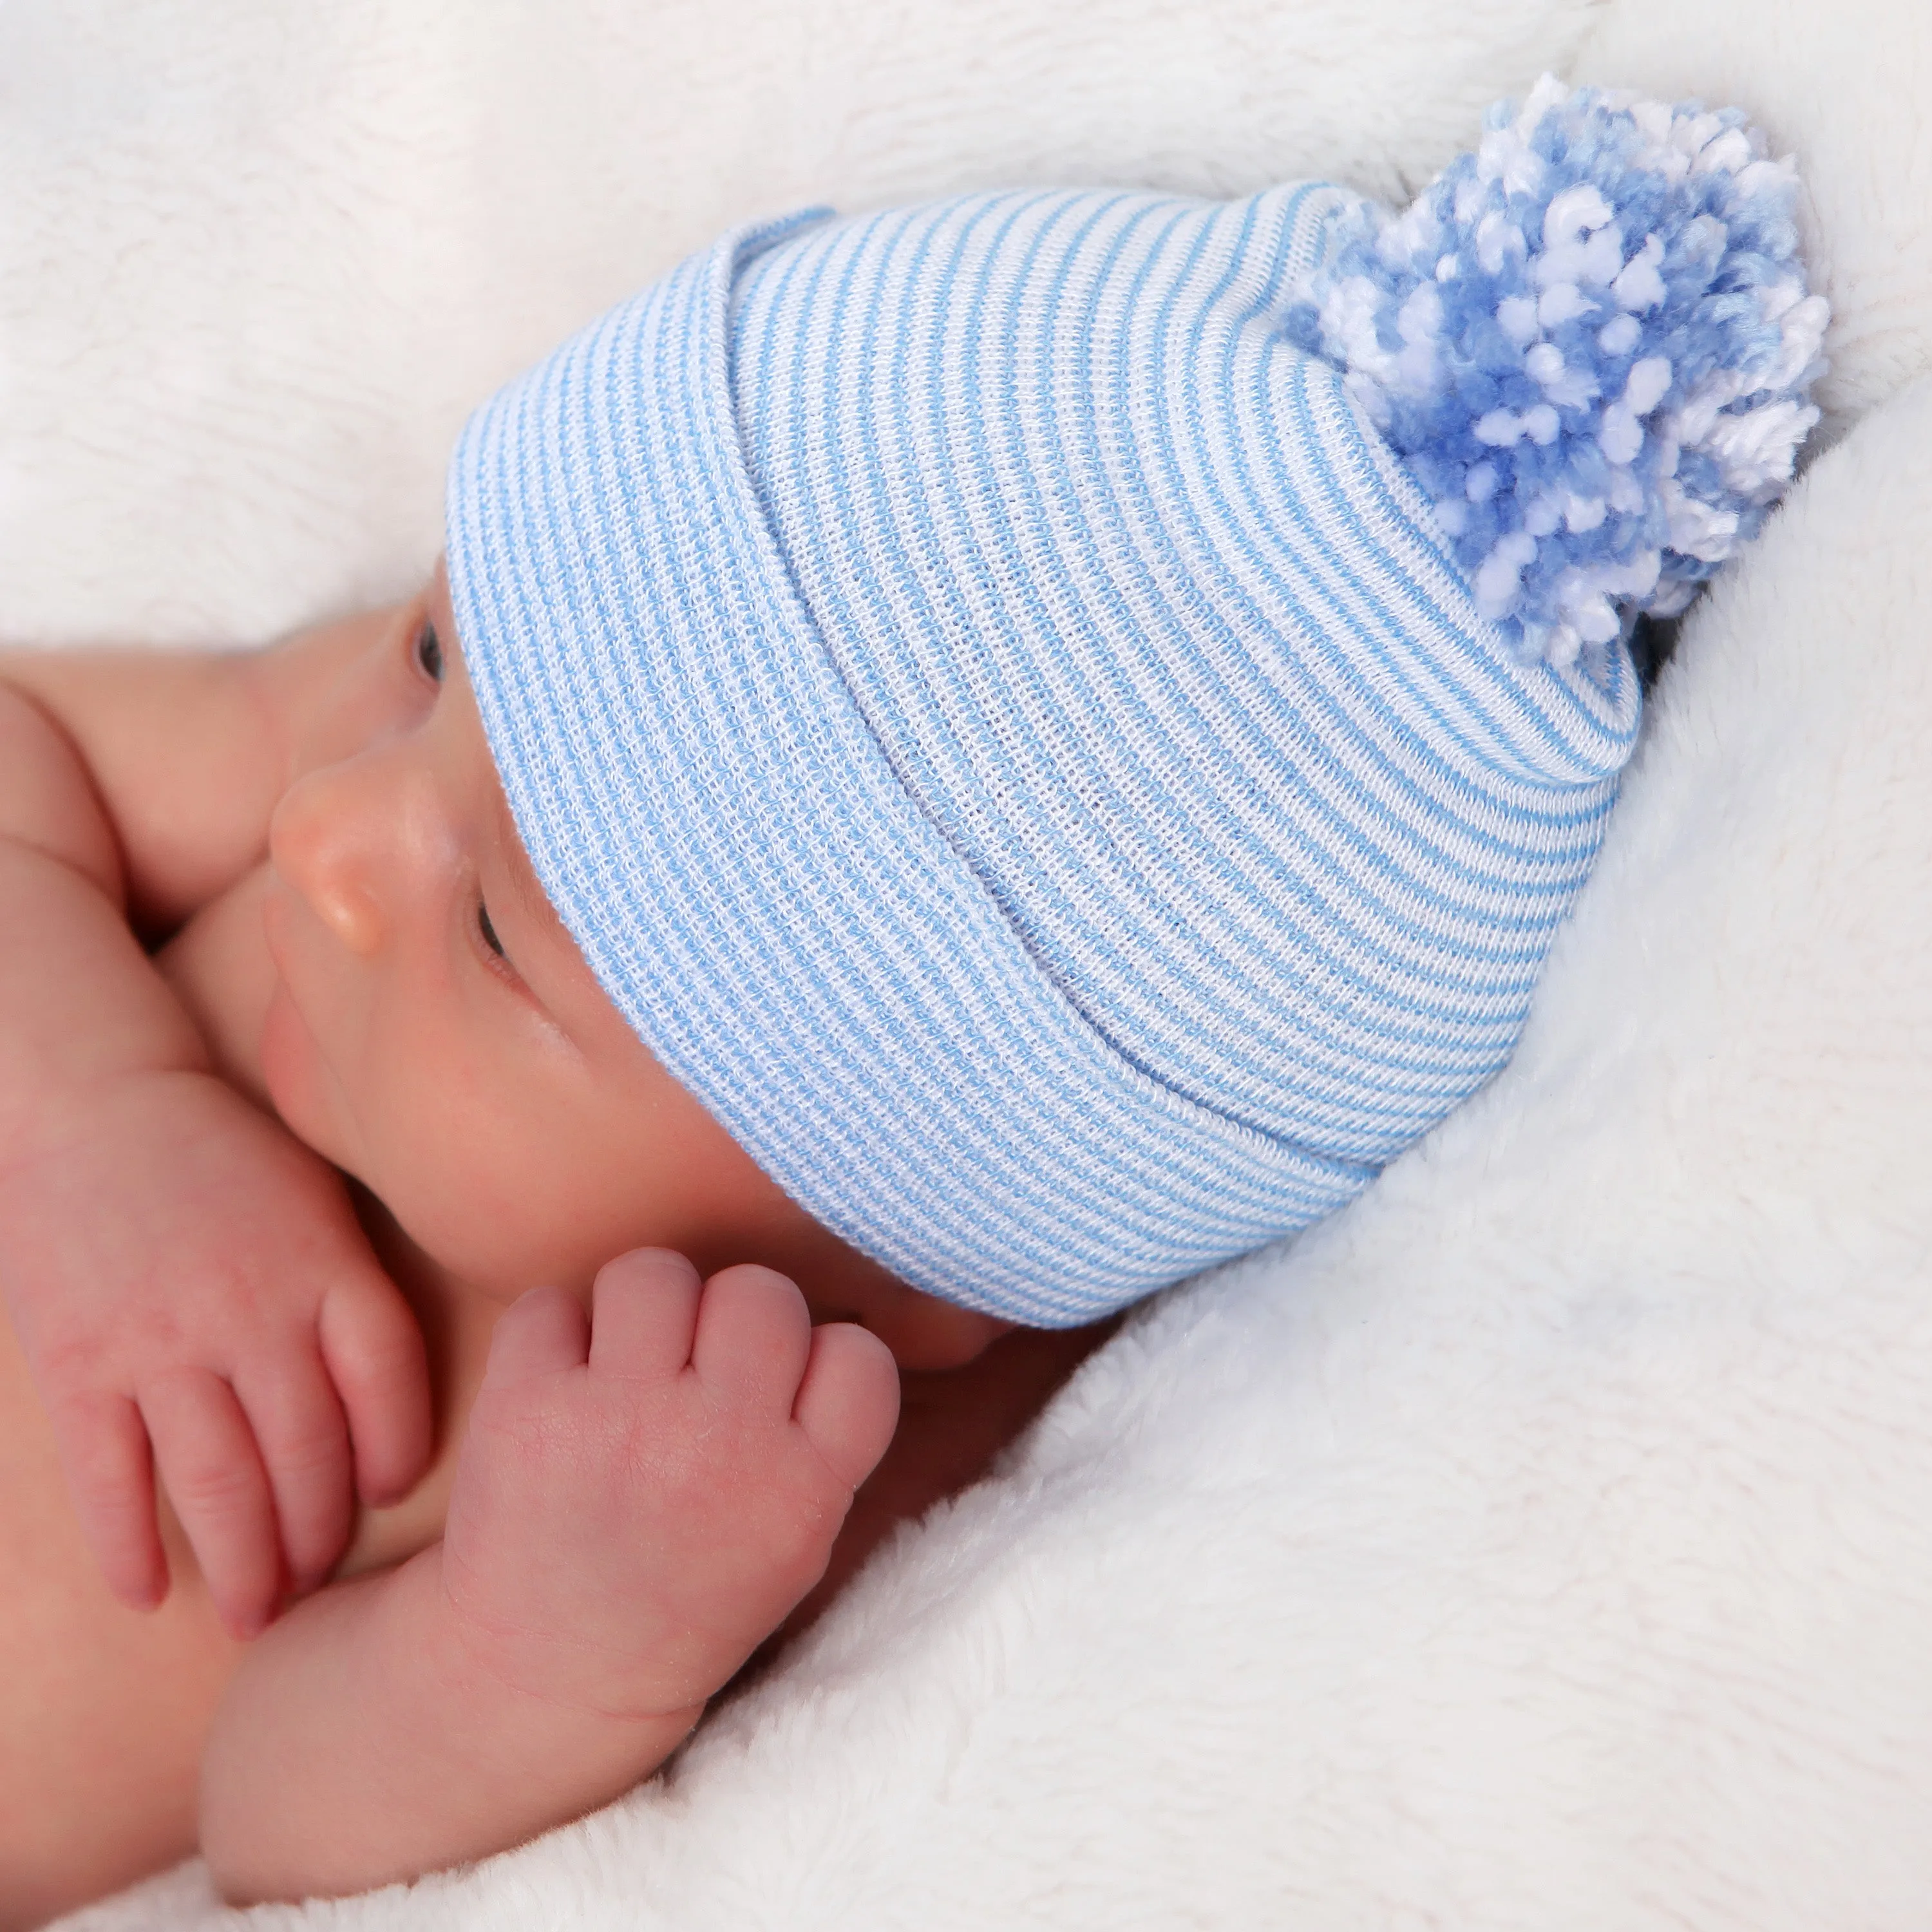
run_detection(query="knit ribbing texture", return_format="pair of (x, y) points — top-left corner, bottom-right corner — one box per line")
(448, 184), (1642, 1324)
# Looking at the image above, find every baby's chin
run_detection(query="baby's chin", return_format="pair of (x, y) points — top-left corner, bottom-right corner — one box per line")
(258, 975), (355, 1170)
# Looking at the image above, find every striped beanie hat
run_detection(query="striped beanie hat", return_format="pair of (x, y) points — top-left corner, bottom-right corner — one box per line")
(447, 76), (1825, 1324)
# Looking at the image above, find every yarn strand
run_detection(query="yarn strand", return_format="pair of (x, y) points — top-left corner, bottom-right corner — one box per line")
(1289, 73), (1830, 669)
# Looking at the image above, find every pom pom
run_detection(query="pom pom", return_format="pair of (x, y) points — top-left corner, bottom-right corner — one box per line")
(1289, 73), (1830, 670)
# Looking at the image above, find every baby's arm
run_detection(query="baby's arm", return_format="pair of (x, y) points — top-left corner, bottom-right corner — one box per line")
(0, 627), (355, 931)
(0, 630), (430, 1635)
(201, 1250), (898, 1902)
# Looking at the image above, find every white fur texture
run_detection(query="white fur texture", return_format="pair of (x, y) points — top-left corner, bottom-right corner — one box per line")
(10, 0), (1929, 1924)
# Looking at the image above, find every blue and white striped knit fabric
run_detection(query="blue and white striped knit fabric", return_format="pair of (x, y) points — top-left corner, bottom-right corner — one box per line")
(448, 93), (1817, 1323)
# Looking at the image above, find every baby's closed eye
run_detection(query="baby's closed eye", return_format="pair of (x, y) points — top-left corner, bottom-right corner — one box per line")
(415, 620), (444, 686)
(477, 899), (506, 959)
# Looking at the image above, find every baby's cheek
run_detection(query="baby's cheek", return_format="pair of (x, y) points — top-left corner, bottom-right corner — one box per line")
(363, 1068), (619, 1297)
(325, 1043), (506, 1294)
(371, 1117), (557, 1299)
(259, 981), (354, 1171)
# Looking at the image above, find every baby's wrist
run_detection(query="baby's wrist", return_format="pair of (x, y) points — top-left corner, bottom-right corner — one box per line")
(0, 1066), (221, 1200)
(205, 1544), (705, 1906)
(409, 1542), (710, 1825)
(430, 1535), (712, 1736)
(0, 871), (213, 1163)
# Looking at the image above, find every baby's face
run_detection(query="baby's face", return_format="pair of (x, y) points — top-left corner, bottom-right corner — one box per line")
(258, 563), (1006, 1370)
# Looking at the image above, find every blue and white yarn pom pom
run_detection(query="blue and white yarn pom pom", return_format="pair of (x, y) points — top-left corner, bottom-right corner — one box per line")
(1289, 73), (1830, 669)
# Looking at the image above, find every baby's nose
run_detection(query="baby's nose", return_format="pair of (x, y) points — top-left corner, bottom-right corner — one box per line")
(268, 757), (396, 954)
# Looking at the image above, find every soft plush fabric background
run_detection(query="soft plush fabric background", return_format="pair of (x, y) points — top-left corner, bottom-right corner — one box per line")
(5, 0), (1927, 1924)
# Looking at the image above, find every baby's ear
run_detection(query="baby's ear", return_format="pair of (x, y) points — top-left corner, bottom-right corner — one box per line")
(878, 1293), (1016, 1372)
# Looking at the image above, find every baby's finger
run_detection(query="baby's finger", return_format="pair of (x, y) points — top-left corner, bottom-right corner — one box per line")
(140, 1367), (282, 1642)
(233, 1348), (353, 1595)
(45, 1389), (169, 1613)
(792, 1322), (901, 1491)
(588, 1249), (702, 1380)
(317, 1271), (431, 1508)
(484, 1283), (590, 1390)
(690, 1264), (813, 1410)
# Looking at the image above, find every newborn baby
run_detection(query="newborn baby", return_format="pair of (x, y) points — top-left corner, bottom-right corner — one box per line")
(0, 572), (1097, 1922)
(0, 76), (1823, 1923)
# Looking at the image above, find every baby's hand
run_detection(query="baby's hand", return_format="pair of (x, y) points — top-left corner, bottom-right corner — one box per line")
(0, 1068), (430, 1639)
(439, 1250), (899, 1723)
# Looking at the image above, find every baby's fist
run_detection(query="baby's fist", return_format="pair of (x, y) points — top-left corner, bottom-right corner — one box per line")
(439, 1250), (898, 1723)
(0, 1069), (430, 1640)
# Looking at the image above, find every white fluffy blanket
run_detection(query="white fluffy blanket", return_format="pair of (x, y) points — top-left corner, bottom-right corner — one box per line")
(9, 0), (1930, 1924)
